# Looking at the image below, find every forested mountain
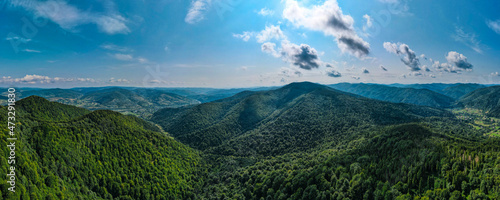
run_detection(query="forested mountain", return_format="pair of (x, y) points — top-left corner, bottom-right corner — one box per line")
(0, 96), (204, 199)
(151, 82), (453, 155)
(458, 86), (500, 117)
(9, 87), (200, 118)
(329, 83), (455, 108)
(389, 83), (486, 100)
(441, 84), (485, 99)
(2, 82), (500, 200)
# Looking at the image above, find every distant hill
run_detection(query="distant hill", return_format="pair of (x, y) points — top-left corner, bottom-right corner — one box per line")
(441, 84), (485, 99)
(11, 87), (200, 118)
(151, 82), (453, 156)
(329, 83), (455, 108)
(0, 96), (203, 199)
(389, 83), (486, 100)
(458, 85), (500, 117)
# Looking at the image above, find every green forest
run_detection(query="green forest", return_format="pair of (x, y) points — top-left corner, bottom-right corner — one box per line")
(1, 82), (500, 199)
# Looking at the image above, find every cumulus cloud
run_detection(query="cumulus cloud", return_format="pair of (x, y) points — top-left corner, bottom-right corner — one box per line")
(261, 40), (322, 70)
(383, 42), (420, 71)
(446, 51), (473, 70)
(10, 0), (130, 34)
(487, 19), (500, 34)
(380, 65), (388, 71)
(433, 61), (460, 73)
(283, 0), (370, 58)
(233, 32), (253, 42)
(258, 7), (274, 16)
(185, 0), (212, 24)
(261, 42), (280, 57)
(256, 25), (286, 43)
(491, 72), (499, 77)
(327, 69), (342, 77)
(280, 40), (321, 70)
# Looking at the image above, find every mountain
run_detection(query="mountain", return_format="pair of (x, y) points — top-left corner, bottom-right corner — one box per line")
(0, 96), (203, 199)
(389, 83), (486, 100)
(458, 85), (500, 117)
(151, 82), (453, 156)
(7, 87), (200, 118)
(133, 88), (200, 107)
(329, 83), (455, 108)
(441, 84), (485, 99)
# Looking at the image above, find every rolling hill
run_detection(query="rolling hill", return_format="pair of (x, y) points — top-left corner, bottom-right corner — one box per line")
(441, 84), (485, 99)
(151, 82), (453, 155)
(10, 87), (200, 118)
(458, 85), (500, 117)
(329, 83), (455, 108)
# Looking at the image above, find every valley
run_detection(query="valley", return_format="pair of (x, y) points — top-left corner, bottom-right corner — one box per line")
(1, 82), (500, 199)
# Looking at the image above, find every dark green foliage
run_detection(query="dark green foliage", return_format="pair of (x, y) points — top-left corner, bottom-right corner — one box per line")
(152, 82), (453, 153)
(458, 86), (500, 117)
(329, 83), (456, 108)
(0, 96), (203, 199)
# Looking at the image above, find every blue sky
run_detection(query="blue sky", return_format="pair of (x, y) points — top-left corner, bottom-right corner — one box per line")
(0, 0), (499, 88)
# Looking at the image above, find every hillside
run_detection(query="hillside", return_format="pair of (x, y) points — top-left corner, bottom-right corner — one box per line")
(458, 86), (500, 117)
(151, 82), (453, 155)
(11, 87), (200, 118)
(329, 83), (455, 108)
(441, 84), (485, 99)
(0, 96), (204, 199)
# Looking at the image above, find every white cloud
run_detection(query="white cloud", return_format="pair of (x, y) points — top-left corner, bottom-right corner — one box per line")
(11, 0), (130, 34)
(363, 14), (372, 31)
(261, 42), (280, 58)
(258, 7), (275, 16)
(453, 26), (483, 53)
(113, 53), (134, 61)
(490, 72), (499, 77)
(109, 77), (130, 83)
(5, 36), (31, 43)
(383, 42), (420, 71)
(233, 32), (253, 42)
(100, 44), (132, 52)
(283, 0), (370, 58)
(256, 25), (286, 43)
(446, 51), (473, 70)
(0, 74), (95, 84)
(185, 0), (212, 24)
(487, 19), (500, 34)
(22, 49), (41, 53)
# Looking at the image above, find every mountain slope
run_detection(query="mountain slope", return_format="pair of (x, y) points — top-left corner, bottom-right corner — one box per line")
(0, 96), (203, 199)
(329, 83), (455, 108)
(441, 84), (485, 99)
(151, 82), (453, 155)
(458, 86), (500, 117)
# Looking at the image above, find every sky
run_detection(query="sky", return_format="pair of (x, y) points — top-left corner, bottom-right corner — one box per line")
(0, 0), (499, 88)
